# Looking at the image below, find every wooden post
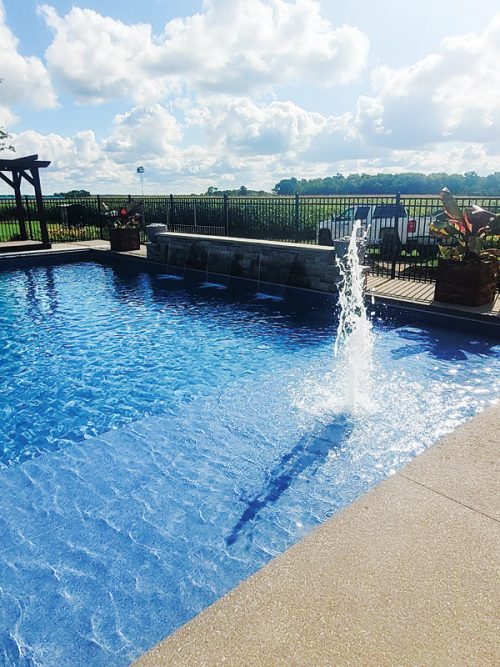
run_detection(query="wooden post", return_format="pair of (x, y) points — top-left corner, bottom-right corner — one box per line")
(13, 171), (28, 240)
(31, 168), (50, 247)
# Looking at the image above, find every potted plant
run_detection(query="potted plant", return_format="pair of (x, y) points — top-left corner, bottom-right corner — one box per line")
(104, 200), (143, 251)
(430, 188), (500, 306)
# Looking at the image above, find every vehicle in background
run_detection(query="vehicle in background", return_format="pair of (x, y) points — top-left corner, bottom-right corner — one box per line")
(317, 203), (439, 258)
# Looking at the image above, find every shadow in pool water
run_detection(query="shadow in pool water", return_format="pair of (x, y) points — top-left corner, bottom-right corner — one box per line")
(106, 262), (338, 341)
(391, 327), (499, 362)
(226, 417), (352, 547)
(24, 266), (60, 318)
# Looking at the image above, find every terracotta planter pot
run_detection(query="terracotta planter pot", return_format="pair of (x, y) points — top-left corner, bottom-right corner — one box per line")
(109, 227), (140, 252)
(434, 259), (498, 307)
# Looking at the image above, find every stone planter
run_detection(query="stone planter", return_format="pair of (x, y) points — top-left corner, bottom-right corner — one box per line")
(109, 227), (140, 252)
(434, 259), (498, 307)
(145, 224), (168, 243)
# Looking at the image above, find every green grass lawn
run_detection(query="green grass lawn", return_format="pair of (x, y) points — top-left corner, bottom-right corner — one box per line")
(0, 221), (103, 243)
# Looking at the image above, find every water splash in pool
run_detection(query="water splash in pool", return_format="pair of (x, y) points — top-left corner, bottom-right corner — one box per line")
(334, 220), (373, 414)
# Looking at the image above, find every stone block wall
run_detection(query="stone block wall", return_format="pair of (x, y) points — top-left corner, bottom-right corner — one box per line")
(147, 233), (339, 293)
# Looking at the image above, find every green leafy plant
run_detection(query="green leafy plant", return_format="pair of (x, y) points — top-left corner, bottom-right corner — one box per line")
(429, 188), (500, 262)
(102, 200), (143, 229)
(0, 128), (14, 152)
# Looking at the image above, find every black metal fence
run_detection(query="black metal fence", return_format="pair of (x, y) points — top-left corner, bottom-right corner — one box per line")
(1, 193), (499, 283)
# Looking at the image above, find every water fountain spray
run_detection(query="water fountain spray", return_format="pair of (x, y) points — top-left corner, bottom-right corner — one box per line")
(334, 220), (373, 413)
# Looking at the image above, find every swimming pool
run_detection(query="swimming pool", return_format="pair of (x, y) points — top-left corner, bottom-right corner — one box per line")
(0, 259), (498, 665)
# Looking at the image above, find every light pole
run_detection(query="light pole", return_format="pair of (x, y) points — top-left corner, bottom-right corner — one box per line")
(136, 166), (145, 196)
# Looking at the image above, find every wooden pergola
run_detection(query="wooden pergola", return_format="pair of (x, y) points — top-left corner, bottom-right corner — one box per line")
(0, 154), (51, 247)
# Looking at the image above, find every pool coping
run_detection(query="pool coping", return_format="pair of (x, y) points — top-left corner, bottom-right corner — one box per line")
(135, 402), (500, 666)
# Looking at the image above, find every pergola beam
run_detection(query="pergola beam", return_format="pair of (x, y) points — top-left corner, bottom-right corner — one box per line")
(0, 154), (51, 248)
(0, 171), (14, 188)
(20, 169), (35, 187)
(30, 167), (50, 247)
(13, 171), (28, 240)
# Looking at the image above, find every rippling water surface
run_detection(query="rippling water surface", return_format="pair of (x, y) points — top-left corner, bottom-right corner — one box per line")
(0, 260), (498, 666)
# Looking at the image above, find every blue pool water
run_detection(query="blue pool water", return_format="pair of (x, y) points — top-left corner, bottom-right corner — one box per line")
(0, 260), (498, 666)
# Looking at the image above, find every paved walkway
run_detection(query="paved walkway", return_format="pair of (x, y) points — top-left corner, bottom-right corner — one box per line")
(136, 404), (500, 666)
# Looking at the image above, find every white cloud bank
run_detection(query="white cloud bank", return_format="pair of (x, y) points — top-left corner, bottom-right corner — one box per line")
(10, 96), (500, 194)
(39, 0), (369, 103)
(0, 0), (57, 109)
(4, 3), (500, 192)
(370, 13), (500, 148)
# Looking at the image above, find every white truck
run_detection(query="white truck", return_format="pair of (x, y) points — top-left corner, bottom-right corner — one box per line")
(317, 202), (439, 257)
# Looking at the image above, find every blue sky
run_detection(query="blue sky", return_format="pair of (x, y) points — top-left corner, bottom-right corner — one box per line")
(1, 0), (500, 193)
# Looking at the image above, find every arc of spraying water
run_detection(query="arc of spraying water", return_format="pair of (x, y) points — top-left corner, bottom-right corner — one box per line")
(334, 220), (373, 413)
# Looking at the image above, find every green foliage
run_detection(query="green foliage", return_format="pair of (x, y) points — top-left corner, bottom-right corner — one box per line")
(0, 127), (14, 152)
(430, 188), (500, 263)
(102, 200), (143, 228)
(0, 81), (14, 152)
(204, 186), (270, 196)
(53, 190), (91, 197)
(273, 172), (500, 196)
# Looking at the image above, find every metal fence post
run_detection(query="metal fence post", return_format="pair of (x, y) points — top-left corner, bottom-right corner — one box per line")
(169, 194), (174, 230)
(294, 193), (300, 242)
(223, 193), (229, 236)
(24, 195), (34, 240)
(96, 195), (104, 239)
(390, 191), (401, 279)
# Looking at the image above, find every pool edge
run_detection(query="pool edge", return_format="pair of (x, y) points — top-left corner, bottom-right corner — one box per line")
(1, 244), (498, 335)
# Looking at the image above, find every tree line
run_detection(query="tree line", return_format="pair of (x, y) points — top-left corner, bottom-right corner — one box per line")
(272, 172), (500, 196)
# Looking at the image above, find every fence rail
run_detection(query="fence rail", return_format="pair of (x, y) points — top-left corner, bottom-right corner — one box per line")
(1, 193), (499, 284)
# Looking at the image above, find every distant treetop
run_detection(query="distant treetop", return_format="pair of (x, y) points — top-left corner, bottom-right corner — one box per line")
(53, 189), (91, 197)
(204, 185), (270, 196)
(272, 172), (500, 196)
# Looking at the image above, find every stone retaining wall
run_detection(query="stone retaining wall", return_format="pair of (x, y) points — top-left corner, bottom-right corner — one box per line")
(147, 233), (338, 293)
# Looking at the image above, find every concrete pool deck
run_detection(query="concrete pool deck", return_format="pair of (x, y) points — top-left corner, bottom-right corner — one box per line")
(136, 403), (499, 666)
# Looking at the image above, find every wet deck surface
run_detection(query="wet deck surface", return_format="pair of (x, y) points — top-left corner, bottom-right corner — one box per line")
(367, 274), (500, 316)
(0, 240), (46, 252)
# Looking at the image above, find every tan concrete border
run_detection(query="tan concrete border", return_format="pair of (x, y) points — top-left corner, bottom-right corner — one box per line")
(135, 403), (500, 667)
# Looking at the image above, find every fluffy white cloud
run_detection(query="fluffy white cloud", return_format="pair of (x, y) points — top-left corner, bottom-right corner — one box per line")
(11, 127), (141, 190)
(39, 5), (166, 105)
(0, 105), (17, 128)
(186, 97), (326, 155)
(104, 104), (183, 162)
(39, 0), (369, 103)
(371, 14), (500, 148)
(8, 5), (500, 196)
(0, 1), (57, 109)
(9, 92), (500, 196)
